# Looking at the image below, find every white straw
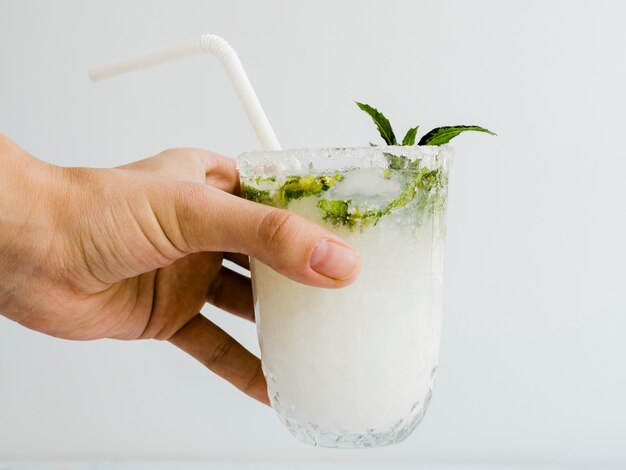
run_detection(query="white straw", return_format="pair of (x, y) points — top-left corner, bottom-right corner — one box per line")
(89, 35), (281, 151)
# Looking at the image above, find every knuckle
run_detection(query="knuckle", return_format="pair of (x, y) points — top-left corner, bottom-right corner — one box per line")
(166, 181), (210, 251)
(174, 181), (209, 222)
(205, 270), (225, 306)
(258, 209), (296, 251)
(167, 147), (209, 166)
(177, 180), (208, 203)
(206, 336), (237, 369)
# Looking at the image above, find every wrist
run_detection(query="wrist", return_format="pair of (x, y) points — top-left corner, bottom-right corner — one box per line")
(0, 135), (62, 319)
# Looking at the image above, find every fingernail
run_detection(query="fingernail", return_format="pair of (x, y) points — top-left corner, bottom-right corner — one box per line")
(310, 240), (360, 280)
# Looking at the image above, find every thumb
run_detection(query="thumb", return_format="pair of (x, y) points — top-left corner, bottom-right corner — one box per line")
(163, 182), (361, 288)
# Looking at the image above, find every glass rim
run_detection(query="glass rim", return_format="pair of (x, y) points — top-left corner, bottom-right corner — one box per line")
(237, 144), (454, 178)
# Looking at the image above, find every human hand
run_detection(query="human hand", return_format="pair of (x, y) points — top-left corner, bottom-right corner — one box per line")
(0, 135), (360, 404)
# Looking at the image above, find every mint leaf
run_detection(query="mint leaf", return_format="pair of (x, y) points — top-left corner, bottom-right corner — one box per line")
(418, 125), (496, 146)
(241, 185), (272, 205)
(356, 102), (397, 145)
(384, 152), (422, 171)
(317, 199), (381, 229)
(317, 199), (349, 220)
(402, 126), (419, 146)
(384, 152), (410, 171)
(281, 176), (326, 200)
(380, 167), (429, 216)
(242, 174), (343, 208)
(278, 175), (343, 206)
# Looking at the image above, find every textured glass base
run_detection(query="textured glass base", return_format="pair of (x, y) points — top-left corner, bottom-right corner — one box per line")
(271, 389), (433, 448)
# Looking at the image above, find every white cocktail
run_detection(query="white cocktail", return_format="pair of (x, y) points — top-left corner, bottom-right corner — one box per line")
(238, 145), (452, 448)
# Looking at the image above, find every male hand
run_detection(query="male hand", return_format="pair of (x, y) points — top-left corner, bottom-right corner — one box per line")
(0, 135), (360, 404)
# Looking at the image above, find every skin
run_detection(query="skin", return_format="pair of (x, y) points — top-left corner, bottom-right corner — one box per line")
(0, 135), (361, 405)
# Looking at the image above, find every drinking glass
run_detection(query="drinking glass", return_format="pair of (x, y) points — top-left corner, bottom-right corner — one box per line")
(238, 145), (452, 448)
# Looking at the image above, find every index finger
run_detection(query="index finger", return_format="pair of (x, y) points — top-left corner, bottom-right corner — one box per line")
(119, 148), (241, 194)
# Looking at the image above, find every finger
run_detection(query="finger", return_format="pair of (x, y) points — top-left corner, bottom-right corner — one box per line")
(168, 314), (269, 405)
(207, 266), (254, 322)
(163, 184), (361, 289)
(119, 148), (239, 193)
(223, 252), (250, 270)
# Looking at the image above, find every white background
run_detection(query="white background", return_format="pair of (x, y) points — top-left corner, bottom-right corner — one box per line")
(1, 0), (625, 467)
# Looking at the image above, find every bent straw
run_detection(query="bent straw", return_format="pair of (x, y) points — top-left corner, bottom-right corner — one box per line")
(89, 34), (281, 151)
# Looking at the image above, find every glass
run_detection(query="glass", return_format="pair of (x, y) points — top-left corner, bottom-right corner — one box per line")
(237, 145), (453, 448)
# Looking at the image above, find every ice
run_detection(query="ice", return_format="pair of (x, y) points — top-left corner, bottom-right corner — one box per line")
(326, 167), (404, 208)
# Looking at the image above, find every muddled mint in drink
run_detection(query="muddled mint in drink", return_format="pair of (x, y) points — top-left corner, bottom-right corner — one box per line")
(241, 147), (449, 230)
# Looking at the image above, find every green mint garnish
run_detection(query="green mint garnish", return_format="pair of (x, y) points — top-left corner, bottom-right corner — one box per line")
(242, 102), (493, 230)
(357, 101), (495, 146)
(401, 126), (419, 146)
(418, 125), (496, 146)
(356, 102), (397, 145)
